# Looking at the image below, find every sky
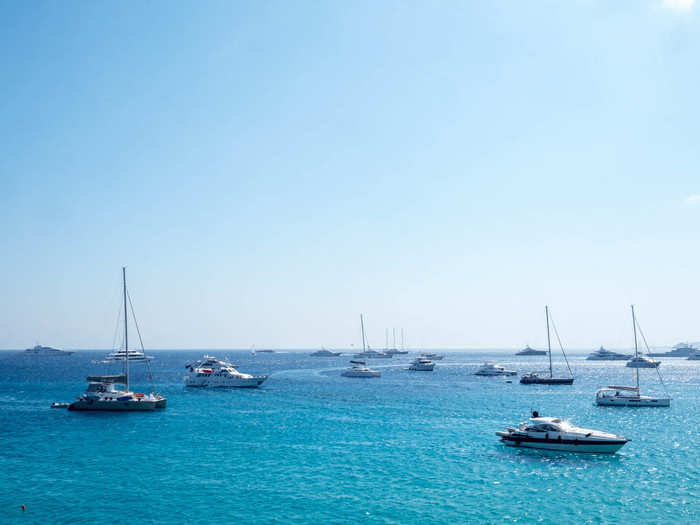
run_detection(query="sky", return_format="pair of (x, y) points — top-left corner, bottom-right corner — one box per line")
(1, 0), (699, 350)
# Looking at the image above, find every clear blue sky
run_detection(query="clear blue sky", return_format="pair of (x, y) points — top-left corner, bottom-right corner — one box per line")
(1, 0), (699, 350)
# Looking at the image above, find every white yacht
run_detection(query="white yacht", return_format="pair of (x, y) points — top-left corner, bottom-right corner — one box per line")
(650, 342), (699, 358)
(341, 360), (381, 378)
(185, 355), (267, 388)
(626, 356), (659, 369)
(310, 348), (342, 357)
(69, 268), (166, 411)
(496, 412), (628, 454)
(596, 306), (670, 407)
(408, 357), (435, 371)
(23, 345), (73, 356)
(515, 346), (547, 356)
(586, 346), (632, 361)
(102, 348), (153, 362)
(474, 363), (517, 376)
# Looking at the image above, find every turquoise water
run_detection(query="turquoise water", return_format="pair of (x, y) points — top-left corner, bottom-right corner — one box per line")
(2, 350), (699, 524)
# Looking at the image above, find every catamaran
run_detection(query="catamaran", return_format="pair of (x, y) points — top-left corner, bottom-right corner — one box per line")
(69, 268), (166, 411)
(595, 305), (670, 407)
(520, 306), (574, 385)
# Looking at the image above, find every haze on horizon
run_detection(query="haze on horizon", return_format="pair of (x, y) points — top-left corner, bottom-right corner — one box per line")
(2, 1), (700, 351)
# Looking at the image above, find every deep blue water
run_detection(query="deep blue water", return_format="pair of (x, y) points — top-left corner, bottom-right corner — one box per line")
(2, 350), (699, 524)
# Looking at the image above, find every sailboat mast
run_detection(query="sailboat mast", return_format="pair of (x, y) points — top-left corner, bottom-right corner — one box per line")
(545, 305), (552, 378)
(631, 304), (639, 390)
(122, 266), (129, 392)
(401, 328), (405, 350)
(360, 314), (367, 352)
(393, 328), (396, 348)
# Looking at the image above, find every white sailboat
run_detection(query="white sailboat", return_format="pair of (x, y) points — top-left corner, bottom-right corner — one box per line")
(595, 305), (670, 407)
(520, 306), (574, 385)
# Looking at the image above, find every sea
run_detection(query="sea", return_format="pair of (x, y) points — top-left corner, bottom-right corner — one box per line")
(1, 350), (699, 524)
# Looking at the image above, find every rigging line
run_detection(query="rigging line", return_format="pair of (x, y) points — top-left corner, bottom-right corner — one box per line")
(547, 311), (574, 377)
(111, 299), (123, 352)
(127, 288), (156, 390)
(634, 317), (670, 397)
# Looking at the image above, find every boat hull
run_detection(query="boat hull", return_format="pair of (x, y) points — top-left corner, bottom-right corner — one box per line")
(520, 377), (574, 385)
(499, 436), (626, 454)
(68, 399), (157, 411)
(341, 371), (381, 378)
(186, 377), (267, 388)
(596, 397), (670, 407)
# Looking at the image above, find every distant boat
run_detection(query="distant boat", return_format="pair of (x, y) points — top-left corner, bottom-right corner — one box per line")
(408, 357), (435, 371)
(256, 349), (275, 353)
(649, 342), (699, 358)
(185, 355), (267, 388)
(23, 345), (73, 356)
(474, 363), (517, 376)
(354, 315), (392, 358)
(101, 348), (153, 362)
(384, 328), (408, 355)
(310, 348), (342, 357)
(626, 356), (660, 369)
(596, 305), (670, 407)
(586, 346), (632, 361)
(515, 346), (547, 356)
(520, 306), (574, 385)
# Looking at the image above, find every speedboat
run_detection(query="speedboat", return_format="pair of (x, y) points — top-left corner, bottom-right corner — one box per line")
(496, 412), (628, 454)
(310, 348), (342, 357)
(626, 356), (659, 368)
(185, 355), (267, 388)
(69, 375), (162, 411)
(595, 386), (670, 407)
(586, 346), (632, 360)
(341, 360), (381, 378)
(474, 363), (516, 376)
(515, 346), (547, 356)
(23, 345), (73, 356)
(408, 357), (435, 371)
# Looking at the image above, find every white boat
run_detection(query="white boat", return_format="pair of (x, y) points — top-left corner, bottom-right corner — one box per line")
(23, 345), (73, 356)
(341, 360), (381, 378)
(69, 268), (166, 411)
(185, 355), (267, 388)
(650, 342), (699, 358)
(586, 346), (632, 361)
(101, 348), (153, 362)
(474, 362), (516, 376)
(520, 306), (574, 385)
(515, 346), (547, 356)
(384, 328), (408, 355)
(310, 348), (342, 357)
(596, 305), (670, 407)
(421, 353), (444, 361)
(408, 357), (435, 371)
(626, 356), (659, 369)
(688, 351), (700, 361)
(496, 412), (628, 454)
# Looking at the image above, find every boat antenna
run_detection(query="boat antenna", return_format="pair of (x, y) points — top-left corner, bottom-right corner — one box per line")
(545, 306), (553, 378)
(548, 308), (574, 378)
(360, 314), (367, 352)
(122, 266), (129, 392)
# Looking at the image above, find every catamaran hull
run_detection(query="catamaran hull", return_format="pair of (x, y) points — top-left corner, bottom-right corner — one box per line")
(499, 436), (626, 454)
(68, 399), (157, 411)
(596, 397), (670, 407)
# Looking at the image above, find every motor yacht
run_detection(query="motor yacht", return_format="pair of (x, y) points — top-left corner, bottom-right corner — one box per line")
(626, 356), (659, 369)
(496, 412), (628, 453)
(408, 357), (435, 371)
(185, 355), (267, 388)
(23, 345), (73, 356)
(341, 360), (381, 378)
(586, 346), (632, 360)
(650, 342), (699, 358)
(101, 348), (153, 362)
(310, 348), (342, 357)
(515, 346), (547, 356)
(474, 363), (517, 376)
(595, 386), (670, 407)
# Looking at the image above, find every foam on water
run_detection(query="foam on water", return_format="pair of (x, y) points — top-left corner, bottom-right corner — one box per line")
(1, 351), (698, 523)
